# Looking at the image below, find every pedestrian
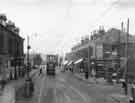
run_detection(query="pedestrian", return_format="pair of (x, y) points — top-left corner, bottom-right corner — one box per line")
(122, 79), (128, 95)
(130, 80), (135, 103)
(1, 80), (6, 90)
(39, 68), (42, 76)
(29, 78), (34, 96)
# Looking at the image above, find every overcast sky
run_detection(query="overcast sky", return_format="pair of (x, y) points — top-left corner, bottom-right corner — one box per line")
(0, 0), (135, 55)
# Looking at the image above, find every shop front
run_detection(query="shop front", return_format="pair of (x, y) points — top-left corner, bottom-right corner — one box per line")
(74, 58), (84, 73)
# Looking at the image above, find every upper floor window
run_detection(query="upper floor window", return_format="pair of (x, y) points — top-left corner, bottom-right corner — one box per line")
(0, 34), (4, 50)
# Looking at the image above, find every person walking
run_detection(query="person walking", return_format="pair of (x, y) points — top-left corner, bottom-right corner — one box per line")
(122, 79), (128, 95)
(130, 80), (135, 103)
(39, 68), (42, 76)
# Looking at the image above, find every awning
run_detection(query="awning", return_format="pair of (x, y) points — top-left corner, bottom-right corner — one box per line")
(119, 79), (125, 82)
(74, 58), (83, 64)
(63, 61), (68, 65)
(97, 64), (104, 66)
(112, 73), (117, 76)
(67, 61), (73, 65)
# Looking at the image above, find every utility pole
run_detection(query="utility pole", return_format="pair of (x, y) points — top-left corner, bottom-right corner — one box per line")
(116, 22), (122, 82)
(88, 45), (90, 78)
(25, 35), (34, 98)
(85, 37), (90, 79)
(125, 18), (129, 79)
(123, 18), (129, 95)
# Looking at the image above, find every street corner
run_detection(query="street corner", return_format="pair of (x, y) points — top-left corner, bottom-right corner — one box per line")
(74, 73), (85, 81)
(96, 78), (106, 84)
(0, 86), (4, 96)
(107, 93), (130, 103)
(0, 85), (15, 103)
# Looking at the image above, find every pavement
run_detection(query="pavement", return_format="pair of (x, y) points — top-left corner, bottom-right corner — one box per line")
(74, 72), (106, 84)
(0, 78), (25, 103)
(15, 69), (39, 103)
(0, 69), (39, 103)
(73, 72), (131, 103)
(0, 84), (15, 103)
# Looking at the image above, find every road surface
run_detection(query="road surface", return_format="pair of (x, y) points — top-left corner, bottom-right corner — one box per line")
(32, 69), (122, 103)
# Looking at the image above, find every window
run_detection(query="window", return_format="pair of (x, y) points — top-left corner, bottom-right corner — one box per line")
(0, 34), (4, 50)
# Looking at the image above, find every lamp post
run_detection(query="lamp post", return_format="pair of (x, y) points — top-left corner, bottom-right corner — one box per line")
(85, 42), (90, 79)
(24, 35), (34, 98)
(27, 36), (31, 78)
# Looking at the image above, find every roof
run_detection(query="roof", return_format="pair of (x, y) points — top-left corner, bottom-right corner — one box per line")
(96, 28), (135, 44)
(0, 23), (24, 40)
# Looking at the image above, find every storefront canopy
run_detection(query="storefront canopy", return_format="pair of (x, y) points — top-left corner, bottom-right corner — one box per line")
(63, 61), (68, 65)
(74, 58), (83, 64)
(67, 61), (73, 65)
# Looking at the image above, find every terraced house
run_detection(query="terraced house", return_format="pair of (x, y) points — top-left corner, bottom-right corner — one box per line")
(65, 27), (135, 81)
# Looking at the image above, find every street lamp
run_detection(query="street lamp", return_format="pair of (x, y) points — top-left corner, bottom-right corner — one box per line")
(27, 36), (31, 78)
(24, 35), (34, 98)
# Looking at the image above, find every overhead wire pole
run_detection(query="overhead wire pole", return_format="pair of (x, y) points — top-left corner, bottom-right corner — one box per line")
(87, 43), (90, 78)
(123, 18), (129, 95)
(87, 0), (121, 33)
(25, 35), (34, 97)
(115, 22), (122, 82)
(116, 22), (123, 81)
(124, 18), (129, 79)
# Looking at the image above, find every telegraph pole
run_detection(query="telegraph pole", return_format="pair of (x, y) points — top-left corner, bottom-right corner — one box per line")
(25, 35), (34, 98)
(125, 18), (129, 79)
(116, 22), (122, 82)
(88, 45), (90, 78)
(123, 18), (129, 95)
(85, 37), (90, 79)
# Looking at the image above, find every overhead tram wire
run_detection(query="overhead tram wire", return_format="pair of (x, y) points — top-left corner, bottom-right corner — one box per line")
(88, 0), (121, 31)
(55, 0), (121, 54)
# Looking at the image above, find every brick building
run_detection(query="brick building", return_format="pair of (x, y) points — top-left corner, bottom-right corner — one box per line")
(66, 28), (135, 79)
(0, 17), (24, 79)
(93, 28), (135, 79)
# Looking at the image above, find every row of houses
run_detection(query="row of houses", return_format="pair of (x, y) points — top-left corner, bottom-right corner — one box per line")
(65, 27), (135, 80)
(0, 14), (24, 80)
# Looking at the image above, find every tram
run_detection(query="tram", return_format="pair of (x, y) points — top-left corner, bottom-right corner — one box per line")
(46, 54), (58, 76)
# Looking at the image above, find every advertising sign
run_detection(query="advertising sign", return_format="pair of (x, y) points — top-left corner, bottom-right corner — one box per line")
(127, 58), (135, 79)
(96, 45), (103, 59)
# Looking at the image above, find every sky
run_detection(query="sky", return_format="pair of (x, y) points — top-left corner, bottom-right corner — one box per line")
(0, 0), (135, 56)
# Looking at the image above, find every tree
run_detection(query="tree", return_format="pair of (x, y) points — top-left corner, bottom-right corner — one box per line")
(33, 54), (43, 66)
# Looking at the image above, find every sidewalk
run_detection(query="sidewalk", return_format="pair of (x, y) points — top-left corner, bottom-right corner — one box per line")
(15, 70), (39, 103)
(0, 84), (15, 103)
(29, 69), (39, 78)
(108, 93), (131, 103)
(0, 78), (25, 103)
(73, 72), (131, 103)
(0, 69), (39, 103)
(74, 73), (107, 84)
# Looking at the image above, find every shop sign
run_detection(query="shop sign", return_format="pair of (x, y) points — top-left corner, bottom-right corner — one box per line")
(96, 45), (103, 59)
